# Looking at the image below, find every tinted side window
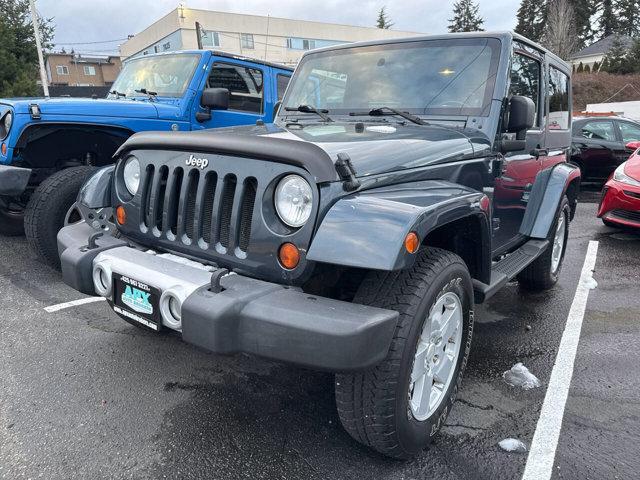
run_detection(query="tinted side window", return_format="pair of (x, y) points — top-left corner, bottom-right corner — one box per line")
(208, 63), (263, 114)
(619, 121), (640, 143)
(548, 67), (570, 130)
(277, 74), (291, 101)
(580, 121), (616, 141)
(510, 52), (541, 127)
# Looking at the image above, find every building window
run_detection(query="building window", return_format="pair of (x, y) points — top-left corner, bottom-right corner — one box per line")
(241, 33), (254, 49)
(201, 31), (220, 48)
(286, 37), (342, 50)
(83, 66), (96, 76)
(163, 42), (171, 51)
(56, 65), (69, 75)
(208, 63), (263, 113)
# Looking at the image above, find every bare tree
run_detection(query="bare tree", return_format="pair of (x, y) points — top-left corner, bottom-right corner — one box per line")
(541, 0), (580, 60)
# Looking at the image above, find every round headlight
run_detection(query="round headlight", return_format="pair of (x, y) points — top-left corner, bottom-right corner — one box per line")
(123, 156), (141, 196)
(3, 112), (12, 137)
(274, 174), (313, 227)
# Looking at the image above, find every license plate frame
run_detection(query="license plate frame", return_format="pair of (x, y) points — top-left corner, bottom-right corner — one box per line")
(111, 274), (162, 331)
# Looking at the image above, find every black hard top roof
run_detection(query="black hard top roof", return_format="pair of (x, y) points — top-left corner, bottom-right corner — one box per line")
(302, 31), (570, 73)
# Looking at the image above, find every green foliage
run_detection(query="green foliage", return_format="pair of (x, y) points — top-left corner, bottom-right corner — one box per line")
(593, 60), (601, 71)
(0, 0), (54, 97)
(598, 0), (619, 39)
(584, 63), (591, 73)
(601, 35), (633, 74)
(616, 0), (640, 36)
(515, 0), (545, 41)
(376, 6), (394, 29)
(448, 0), (485, 33)
(577, 62), (584, 73)
(627, 38), (640, 73)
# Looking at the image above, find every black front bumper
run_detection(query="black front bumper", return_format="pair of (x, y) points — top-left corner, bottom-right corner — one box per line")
(0, 164), (31, 196)
(58, 222), (399, 371)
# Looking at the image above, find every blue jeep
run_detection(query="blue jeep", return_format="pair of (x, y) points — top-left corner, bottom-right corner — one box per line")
(0, 50), (292, 265)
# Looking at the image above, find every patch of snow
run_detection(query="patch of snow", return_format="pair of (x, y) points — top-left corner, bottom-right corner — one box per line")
(503, 363), (541, 390)
(499, 438), (527, 453)
(581, 274), (598, 290)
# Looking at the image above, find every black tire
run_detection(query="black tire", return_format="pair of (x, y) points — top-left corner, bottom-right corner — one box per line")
(602, 218), (618, 228)
(335, 248), (474, 459)
(24, 166), (95, 267)
(517, 196), (570, 291)
(0, 204), (25, 236)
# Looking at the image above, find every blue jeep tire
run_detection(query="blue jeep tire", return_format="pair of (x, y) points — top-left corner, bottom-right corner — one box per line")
(24, 166), (95, 268)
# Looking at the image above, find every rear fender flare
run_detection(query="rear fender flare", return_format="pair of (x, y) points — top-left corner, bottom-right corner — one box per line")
(307, 181), (491, 272)
(519, 162), (581, 239)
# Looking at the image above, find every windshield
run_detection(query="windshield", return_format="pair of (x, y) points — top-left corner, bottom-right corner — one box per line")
(282, 38), (501, 117)
(109, 54), (200, 98)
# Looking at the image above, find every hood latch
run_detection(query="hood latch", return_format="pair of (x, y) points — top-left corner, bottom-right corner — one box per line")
(334, 153), (360, 192)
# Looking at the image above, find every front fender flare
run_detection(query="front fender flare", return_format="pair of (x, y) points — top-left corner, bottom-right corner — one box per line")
(307, 181), (490, 271)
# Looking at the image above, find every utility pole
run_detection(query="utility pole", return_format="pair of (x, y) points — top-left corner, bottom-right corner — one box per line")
(29, 0), (49, 97)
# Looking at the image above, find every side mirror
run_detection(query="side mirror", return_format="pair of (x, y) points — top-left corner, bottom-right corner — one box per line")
(201, 88), (229, 110)
(625, 141), (640, 151)
(501, 96), (536, 152)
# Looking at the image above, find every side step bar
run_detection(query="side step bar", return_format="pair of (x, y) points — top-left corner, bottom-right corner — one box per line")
(473, 239), (549, 303)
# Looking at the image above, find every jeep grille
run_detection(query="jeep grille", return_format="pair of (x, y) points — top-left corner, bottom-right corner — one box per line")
(140, 165), (257, 253)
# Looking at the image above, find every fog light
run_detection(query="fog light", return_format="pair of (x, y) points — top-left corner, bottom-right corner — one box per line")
(92, 263), (112, 297)
(160, 291), (183, 330)
(116, 205), (126, 225)
(278, 242), (300, 269)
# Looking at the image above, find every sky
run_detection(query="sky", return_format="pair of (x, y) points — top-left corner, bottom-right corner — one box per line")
(37, 0), (520, 55)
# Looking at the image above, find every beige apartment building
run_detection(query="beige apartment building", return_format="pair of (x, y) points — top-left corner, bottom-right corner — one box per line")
(119, 6), (422, 65)
(46, 53), (122, 87)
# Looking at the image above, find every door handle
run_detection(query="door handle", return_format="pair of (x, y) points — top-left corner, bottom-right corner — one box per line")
(530, 148), (549, 159)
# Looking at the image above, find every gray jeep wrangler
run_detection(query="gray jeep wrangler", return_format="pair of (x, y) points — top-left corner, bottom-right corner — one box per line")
(58, 32), (580, 458)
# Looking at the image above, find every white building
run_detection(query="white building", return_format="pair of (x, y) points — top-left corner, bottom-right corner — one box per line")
(570, 35), (633, 70)
(119, 6), (422, 65)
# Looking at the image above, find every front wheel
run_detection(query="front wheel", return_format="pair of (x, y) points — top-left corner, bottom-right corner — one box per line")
(335, 248), (474, 459)
(24, 166), (95, 267)
(518, 196), (570, 291)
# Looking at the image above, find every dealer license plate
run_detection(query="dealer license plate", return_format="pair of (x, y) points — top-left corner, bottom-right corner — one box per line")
(112, 274), (162, 331)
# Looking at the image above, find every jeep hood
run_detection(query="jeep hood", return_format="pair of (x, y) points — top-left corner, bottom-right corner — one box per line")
(0, 97), (167, 119)
(222, 121), (491, 178)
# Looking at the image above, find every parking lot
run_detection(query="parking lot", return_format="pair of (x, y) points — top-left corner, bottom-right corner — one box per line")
(1, 189), (639, 480)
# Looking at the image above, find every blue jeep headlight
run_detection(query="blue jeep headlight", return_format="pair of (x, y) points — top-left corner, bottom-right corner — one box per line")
(275, 174), (313, 227)
(123, 156), (141, 196)
(2, 112), (12, 139)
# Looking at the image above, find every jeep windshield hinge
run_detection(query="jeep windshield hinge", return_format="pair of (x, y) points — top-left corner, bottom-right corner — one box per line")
(335, 153), (360, 192)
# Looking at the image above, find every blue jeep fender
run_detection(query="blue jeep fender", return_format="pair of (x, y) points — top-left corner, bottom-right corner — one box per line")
(307, 180), (491, 273)
(519, 162), (581, 239)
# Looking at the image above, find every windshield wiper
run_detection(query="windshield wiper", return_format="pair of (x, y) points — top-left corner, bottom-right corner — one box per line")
(109, 90), (126, 98)
(349, 107), (427, 126)
(134, 88), (158, 99)
(284, 104), (333, 122)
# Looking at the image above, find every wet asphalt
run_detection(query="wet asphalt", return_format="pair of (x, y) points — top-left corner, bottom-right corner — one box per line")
(1, 189), (639, 480)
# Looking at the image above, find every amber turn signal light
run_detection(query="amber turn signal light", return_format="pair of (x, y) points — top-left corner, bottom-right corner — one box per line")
(1, 143), (6, 156)
(404, 232), (419, 254)
(115, 205), (126, 225)
(278, 242), (300, 269)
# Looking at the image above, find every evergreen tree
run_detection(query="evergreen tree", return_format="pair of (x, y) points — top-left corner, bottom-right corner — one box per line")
(600, 56), (610, 71)
(567, 0), (597, 47)
(627, 38), (640, 73)
(615, 0), (640, 37)
(584, 63), (591, 72)
(448, 0), (485, 32)
(593, 60), (601, 71)
(0, 0), (54, 97)
(376, 6), (394, 29)
(515, 0), (545, 41)
(603, 34), (632, 73)
(577, 62), (584, 72)
(597, 0), (620, 38)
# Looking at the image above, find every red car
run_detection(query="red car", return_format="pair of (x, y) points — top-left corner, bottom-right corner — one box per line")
(598, 141), (640, 228)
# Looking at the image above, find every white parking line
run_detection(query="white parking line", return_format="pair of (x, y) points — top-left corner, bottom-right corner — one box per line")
(522, 240), (599, 480)
(44, 297), (106, 313)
